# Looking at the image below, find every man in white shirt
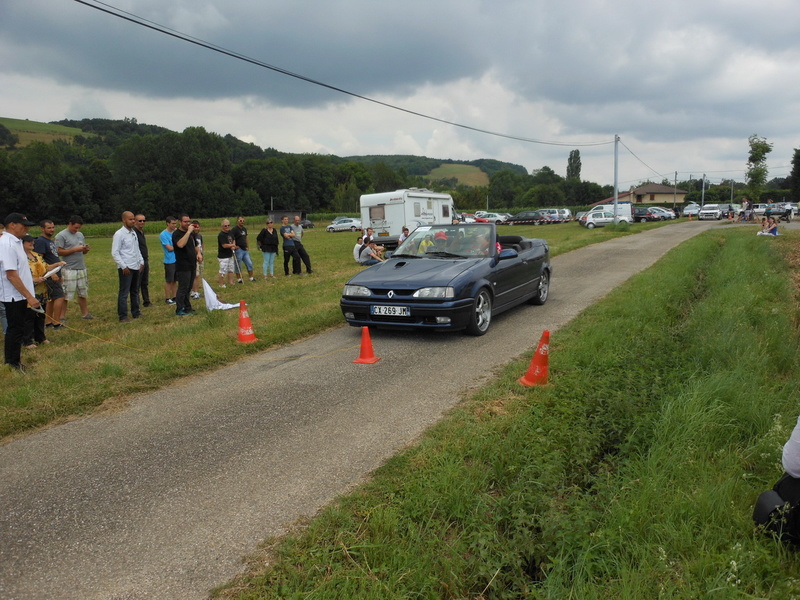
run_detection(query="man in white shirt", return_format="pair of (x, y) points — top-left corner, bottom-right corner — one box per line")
(0, 213), (41, 371)
(111, 211), (144, 322)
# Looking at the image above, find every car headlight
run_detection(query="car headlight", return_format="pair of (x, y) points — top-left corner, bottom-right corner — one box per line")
(413, 287), (455, 299)
(343, 284), (371, 297)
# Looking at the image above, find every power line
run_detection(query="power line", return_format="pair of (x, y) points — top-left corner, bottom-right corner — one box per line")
(74, 0), (614, 149)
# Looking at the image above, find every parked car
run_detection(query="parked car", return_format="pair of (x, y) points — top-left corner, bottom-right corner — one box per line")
(326, 218), (362, 232)
(299, 219), (314, 229)
(459, 213), (477, 223)
(579, 210), (617, 228)
(557, 208), (573, 221)
(536, 208), (565, 223)
(698, 204), (725, 220)
(650, 207), (676, 220)
(507, 210), (548, 225)
(683, 203), (700, 217)
(633, 207), (661, 222)
(340, 223), (551, 336)
(478, 212), (509, 224)
(751, 203), (770, 217)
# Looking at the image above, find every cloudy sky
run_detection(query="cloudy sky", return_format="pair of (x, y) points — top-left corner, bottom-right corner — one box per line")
(2, 0), (799, 187)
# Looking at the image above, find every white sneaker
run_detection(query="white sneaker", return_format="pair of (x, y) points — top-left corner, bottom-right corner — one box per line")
(191, 292), (200, 299)
(220, 284), (227, 288)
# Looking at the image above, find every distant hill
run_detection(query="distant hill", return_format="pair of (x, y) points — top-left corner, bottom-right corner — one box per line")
(1, 117), (526, 185)
(0, 117), (86, 146)
(345, 154), (528, 181)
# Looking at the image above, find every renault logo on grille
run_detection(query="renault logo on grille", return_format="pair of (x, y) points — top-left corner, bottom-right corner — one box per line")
(387, 290), (395, 298)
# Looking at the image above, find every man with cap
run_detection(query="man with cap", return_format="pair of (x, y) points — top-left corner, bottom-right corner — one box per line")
(0, 213), (42, 371)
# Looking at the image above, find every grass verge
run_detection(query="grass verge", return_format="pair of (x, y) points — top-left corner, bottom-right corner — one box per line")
(217, 228), (800, 599)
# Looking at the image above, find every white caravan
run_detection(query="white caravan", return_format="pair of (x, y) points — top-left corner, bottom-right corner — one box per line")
(360, 189), (455, 248)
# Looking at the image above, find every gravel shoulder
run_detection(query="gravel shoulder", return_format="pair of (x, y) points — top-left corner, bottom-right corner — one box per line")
(0, 221), (740, 599)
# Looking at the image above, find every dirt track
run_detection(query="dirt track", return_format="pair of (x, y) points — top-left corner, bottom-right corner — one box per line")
(0, 220), (736, 599)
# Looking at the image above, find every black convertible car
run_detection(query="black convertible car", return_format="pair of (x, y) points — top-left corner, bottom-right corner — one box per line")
(340, 223), (550, 335)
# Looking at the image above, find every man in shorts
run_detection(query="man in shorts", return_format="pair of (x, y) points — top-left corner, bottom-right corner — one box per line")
(160, 216), (178, 305)
(55, 215), (93, 321)
(33, 219), (67, 329)
(217, 220), (237, 288)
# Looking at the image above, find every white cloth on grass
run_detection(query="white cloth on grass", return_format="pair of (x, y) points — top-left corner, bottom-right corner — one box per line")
(202, 279), (238, 311)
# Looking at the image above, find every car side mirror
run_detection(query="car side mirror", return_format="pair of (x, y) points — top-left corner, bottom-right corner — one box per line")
(498, 248), (518, 259)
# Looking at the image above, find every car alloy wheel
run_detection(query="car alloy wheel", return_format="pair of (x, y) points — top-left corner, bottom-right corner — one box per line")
(466, 288), (492, 336)
(530, 270), (549, 305)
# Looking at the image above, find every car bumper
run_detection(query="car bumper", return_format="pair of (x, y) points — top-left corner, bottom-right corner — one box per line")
(340, 297), (475, 330)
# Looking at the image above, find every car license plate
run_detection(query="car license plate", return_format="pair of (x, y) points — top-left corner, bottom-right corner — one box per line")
(371, 305), (409, 316)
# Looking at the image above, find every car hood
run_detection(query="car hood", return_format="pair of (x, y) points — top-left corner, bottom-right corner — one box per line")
(346, 256), (480, 288)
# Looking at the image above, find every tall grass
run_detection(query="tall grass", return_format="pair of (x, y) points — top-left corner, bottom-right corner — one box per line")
(217, 229), (800, 599)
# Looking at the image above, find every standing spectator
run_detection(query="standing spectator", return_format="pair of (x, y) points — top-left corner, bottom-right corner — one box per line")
(280, 215), (301, 276)
(217, 219), (237, 288)
(256, 219), (279, 279)
(172, 215), (202, 316)
(292, 215), (314, 275)
(132, 213), (151, 307)
(22, 235), (49, 348)
(33, 219), (66, 328)
(55, 215), (92, 322)
(111, 211), (144, 322)
(190, 220), (204, 299)
(0, 213), (41, 372)
(160, 216), (178, 305)
(231, 216), (255, 282)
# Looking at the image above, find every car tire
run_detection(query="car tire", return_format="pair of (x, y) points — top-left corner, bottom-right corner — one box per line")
(326, 228), (333, 232)
(350, 226), (357, 231)
(529, 269), (549, 305)
(465, 288), (492, 336)
(587, 223), (596, 229)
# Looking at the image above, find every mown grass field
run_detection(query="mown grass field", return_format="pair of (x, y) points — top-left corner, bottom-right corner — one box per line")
(428, 163), (490, 187)
(0, 116), (85, 146)
(214, 226), (800, 599)
(1, 217), (665, 441)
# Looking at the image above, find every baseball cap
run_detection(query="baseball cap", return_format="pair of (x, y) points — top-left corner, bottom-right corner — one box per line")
(5, 213), (36, 226)
(434, 231), (448, 240)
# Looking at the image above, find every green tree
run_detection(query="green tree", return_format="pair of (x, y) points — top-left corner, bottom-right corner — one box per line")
(0, 124), (19, 148)
(789, 148), (800, 203)
(745, 134), (773, 202)
(566, 150), (581, 180)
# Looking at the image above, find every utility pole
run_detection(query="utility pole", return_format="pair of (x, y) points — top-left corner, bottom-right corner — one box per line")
(613, 134), (619, 221)
(700, 174), (706, 208)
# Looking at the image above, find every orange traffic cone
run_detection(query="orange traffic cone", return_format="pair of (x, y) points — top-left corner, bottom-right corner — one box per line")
(237, 300), (258, 344)
(353, 326), (380, 364)
(518, 330), (550, 387)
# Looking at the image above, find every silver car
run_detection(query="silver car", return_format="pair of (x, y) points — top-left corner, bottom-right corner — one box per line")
(326, 218), (362, 232)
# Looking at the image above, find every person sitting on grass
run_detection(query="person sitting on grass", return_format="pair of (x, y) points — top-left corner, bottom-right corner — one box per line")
(757, 217), (778, 236)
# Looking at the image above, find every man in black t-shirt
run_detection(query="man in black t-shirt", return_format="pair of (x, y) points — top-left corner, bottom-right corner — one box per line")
(217, 219), (237, 288)
(171, 214), (202, 316)
(230, 216), (255, 282)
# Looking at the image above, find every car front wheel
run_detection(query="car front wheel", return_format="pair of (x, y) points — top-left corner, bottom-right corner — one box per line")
(465, 289), (492, 336)
(587, 223), (596, 229)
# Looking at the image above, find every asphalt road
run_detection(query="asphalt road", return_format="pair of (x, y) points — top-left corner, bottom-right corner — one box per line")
(0, 220), (725, 599)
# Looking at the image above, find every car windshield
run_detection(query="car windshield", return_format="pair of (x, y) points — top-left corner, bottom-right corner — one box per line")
(393, 224), (495, 258)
